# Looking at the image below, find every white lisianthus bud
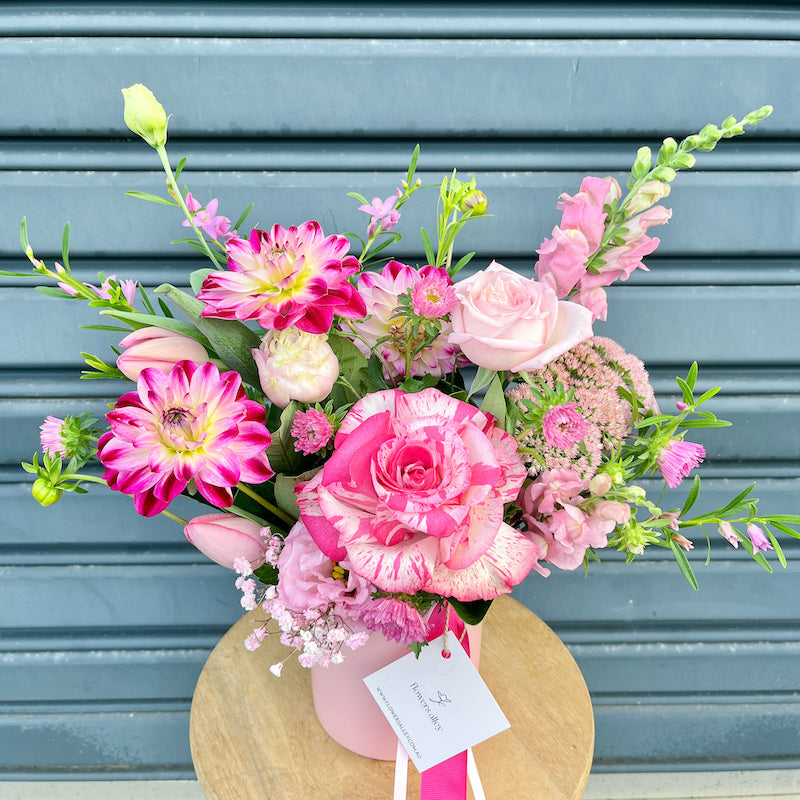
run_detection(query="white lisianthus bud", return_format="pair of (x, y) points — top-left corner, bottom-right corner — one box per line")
(252, 327), (339, 408)
(627, 180), (671, 215)
(121, 84), (169, 148)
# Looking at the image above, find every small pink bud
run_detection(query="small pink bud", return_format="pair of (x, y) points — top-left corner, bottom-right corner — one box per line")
(116, 327), (210, 380)
(589, 472), (612, 496)
(184, 513), (268, 570)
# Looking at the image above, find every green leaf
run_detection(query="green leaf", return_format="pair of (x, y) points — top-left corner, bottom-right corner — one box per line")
(153, 284), (262, 386)
(174, 157), (188, 181)
(328, 331), (370, 392)
(265, 401), (301, 474)
(61, 222), (71, 272)
(346, 191), (369, 205)
(420, 226), (435, 265)
(125, 190), (178, 206)
(680, 474), (701, 516)
(450, 251), (475, 278)
(273, 469), (319, 521)
(253, 563), (279, 586)
(35, 286), (75, 299)
(695, 386), (722, 405)
(769, 521), (800, 539)
(20, 217), (30, 253)
(762, 513), (800, 525)
(232, 203), (254, 233)
(714, 483), (756, 518)
(406, 144), (420, 186)
(675, 376), (694, 405)
(685, 362), (698, 391)
(480, 374), (506, 428)
(766, 529), (787, 568)
(447, 597), (493, 626)
(467, 366), (498, 399)
(680, 419), (731, 428)
(669, 537), (699, 590)
(99, 308), (212, 347)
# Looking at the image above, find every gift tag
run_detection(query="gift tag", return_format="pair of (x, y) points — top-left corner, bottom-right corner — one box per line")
(363, 635), (509, 772)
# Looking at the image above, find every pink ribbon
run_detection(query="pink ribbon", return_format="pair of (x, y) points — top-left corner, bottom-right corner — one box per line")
(419, 605), (470, 800)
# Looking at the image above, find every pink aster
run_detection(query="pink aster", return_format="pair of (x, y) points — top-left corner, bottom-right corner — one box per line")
(97, 360), (273, 517)
(410, 268), (457, 319)
(358, 195), (401, 237)
(357, 596), (429, 644)
(291, 408), (334, 455)
(197, 221), (367, 335)
(541, 403), (588, 450)
(746, 524), (773, 555)
(656, 438), (706, 489)
(40, 415), (68, 458)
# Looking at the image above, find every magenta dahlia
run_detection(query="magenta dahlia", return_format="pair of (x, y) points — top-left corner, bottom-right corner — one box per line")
(197, 221), (366, 334)
(97, 360), (273, 517)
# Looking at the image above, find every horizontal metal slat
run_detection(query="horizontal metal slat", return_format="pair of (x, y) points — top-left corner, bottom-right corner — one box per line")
(0, 37), (794, 137)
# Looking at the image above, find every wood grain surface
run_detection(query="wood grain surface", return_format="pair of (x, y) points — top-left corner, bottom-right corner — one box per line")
(190, 595), (594, 799)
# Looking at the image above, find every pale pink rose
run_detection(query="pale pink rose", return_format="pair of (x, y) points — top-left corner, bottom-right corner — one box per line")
(277, 521), (374, 615)
(184, 513), (268, 570)
(449, 261), (593, 373)
(116, 327), (210, 381)
(296, 387), (536, 601)
(253, 326), (339, 408)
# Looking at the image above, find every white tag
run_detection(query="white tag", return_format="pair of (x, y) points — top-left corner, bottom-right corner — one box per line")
(363, 634), (510, 772)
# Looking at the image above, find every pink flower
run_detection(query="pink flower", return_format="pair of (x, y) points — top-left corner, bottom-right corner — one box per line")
(672, 532), (694, 551)
(291, 408), (334, 455)
(39, 416), (68, 458)
(59, 273), (137, 305)
(718, 520), (739, 548)
(197, 221), (367, 334)
(542, 403), (588, 450)
(656, 439), (706, 489)
(182, 193), (232, 241)
(276, 521), (373, 616)
(97, 360), (273, 517)
(349, 261), (464, 381)
(746, 524), (773, 554)
(520, 469), (589, 515)
(358, 597), (428, 644)
(116, 326), (210, 381)
(410, 269), (457, 318)
(252, 326), (339, 408)
(184, 513), (268, 570)
(296, 388), (537, 601)
(358, 195), (401, 237)
(449, 261), (593, 373)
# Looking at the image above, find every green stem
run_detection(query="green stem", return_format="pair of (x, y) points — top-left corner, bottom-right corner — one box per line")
(161, 509), (188, 526)
(155, 145), (220, 268)
(236, 483), (295, 526)
(62, 473), (107, 485)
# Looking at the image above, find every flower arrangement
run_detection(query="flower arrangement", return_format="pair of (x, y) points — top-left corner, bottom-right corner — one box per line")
(7, 85), (799, 675)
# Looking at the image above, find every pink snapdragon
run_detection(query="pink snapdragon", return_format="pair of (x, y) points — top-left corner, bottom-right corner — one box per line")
(197, 221), (367, 334)
(297, 388), (537, 601)
(291, 408), (334, 455)
(349, 261), (463, 381)
(183, 193), (232, 241)
(358, 195), (401, 237)
(97, 360), (273, 516)
(541, 403), (588, 450)
(656, 438), (706, 489)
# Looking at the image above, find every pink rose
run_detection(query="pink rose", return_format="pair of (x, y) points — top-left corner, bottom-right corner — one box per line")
(184, 513), (268, 570)
(449, 261), (593, 373)
(277, 521), (373, 615)
(296, 388), (537, 601)
(116, 326), (210, 381)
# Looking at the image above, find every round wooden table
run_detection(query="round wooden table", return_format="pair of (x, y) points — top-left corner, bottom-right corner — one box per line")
(190, 594), (594, 799)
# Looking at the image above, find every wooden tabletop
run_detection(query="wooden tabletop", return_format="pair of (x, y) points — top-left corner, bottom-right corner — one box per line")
(190, 594), (594, 800)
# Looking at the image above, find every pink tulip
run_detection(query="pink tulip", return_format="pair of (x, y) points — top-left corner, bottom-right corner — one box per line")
(116, 327), (209, 380)
(184, 513), (268, 570)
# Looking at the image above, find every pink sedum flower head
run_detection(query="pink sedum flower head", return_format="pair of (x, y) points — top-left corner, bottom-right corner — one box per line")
(291, 408), (334, 455)
(449, 261), (594, 373)
(197, 221), (367, 334)
(656, 438), (706, 489)
(116, 326), (210, 381)
(296, 387), (538, 602)
(252, 326), (339, 408)
(350, 261), (464, 381)
(184, 513), (269, 570)
(97, 360), (273, 517)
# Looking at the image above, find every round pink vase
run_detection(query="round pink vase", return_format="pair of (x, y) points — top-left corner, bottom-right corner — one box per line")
(311, 623), (482, 760)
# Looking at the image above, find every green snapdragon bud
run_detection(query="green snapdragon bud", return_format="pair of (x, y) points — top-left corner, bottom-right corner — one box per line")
(121, 84), (169, 148)
(32, 478), (62, 507)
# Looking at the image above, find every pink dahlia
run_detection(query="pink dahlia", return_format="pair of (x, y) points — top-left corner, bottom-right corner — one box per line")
(656, 438), (705, 489)
(197, 221), (367, 334)
(97, 360), (273, 517)
(349, 260), (464, 381)
(296, 387), (538, 601)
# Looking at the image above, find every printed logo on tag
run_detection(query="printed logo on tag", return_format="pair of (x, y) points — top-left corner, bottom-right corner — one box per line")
(363, 635), (510, 772)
